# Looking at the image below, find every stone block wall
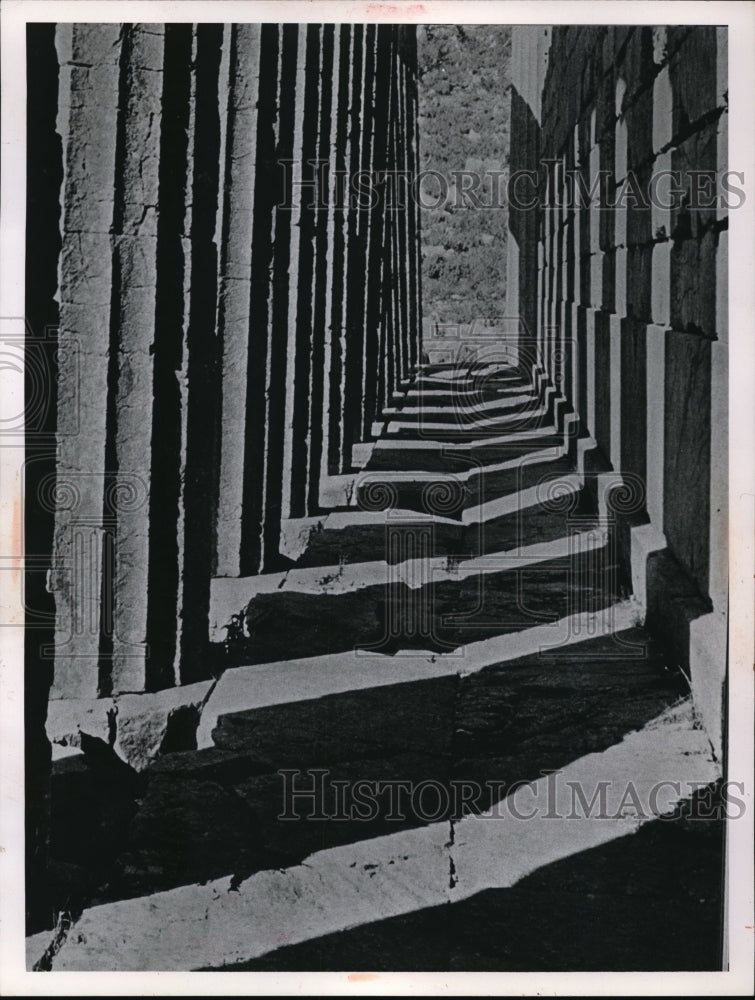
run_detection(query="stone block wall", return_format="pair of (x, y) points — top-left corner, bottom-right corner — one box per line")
(509, 25), (728, 755)
(28, 23), (421, 700)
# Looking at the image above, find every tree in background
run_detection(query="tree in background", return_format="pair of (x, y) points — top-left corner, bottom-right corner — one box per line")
(417, 25), (512, 326)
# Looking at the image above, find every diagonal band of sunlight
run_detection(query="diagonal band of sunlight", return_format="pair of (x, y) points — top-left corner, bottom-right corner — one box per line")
(197, 601), (642, 748)
(31, 699), (718, 971)
(209, 528), (608, 640)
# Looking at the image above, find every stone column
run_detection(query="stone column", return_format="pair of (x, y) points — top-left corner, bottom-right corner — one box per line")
(51, 24), (137, 699)
(282, 24), (320, 519)
(395, 37), (411, 385)
(173, 25), (225, 680)
(307, 24), (337, 511)
(352, 25), (379, 443)
(107, 25), (166, 693)
(319, 25), (347, 485)
(324, 25), (355, 475)
(233, 26), (284, 574)
(362, 26), (392, 438)
(664, 25), (717, 597)
(571, 123), (582, 417)
(260, 24), (298, 570)
(375, 30), (397, 426)
(404, 36), (421, 374)
(340, 25), (367, 469)
(609, 78), (627, 472)
(646, 42), (673, 532)
(215, 25), (263, 577)
(688, 26), (729, 758)
(144, 24), (197, 685)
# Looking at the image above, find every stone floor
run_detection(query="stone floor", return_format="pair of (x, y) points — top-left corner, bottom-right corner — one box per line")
(30, 363), (723, 971)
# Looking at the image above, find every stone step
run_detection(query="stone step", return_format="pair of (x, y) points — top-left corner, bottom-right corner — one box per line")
(326, 471), (582, 525)
(352, 455), (577, 518)
(218, 546), (621, 666)
(413, 368), (522, 389)
(30, 362), (717, 971)
(41, 615), (680, 919)
(402, 387), (535, 409)
(226, 792), (724, 972)
(366, 430), (566, 472)
(381, 391), (537, 417)
(209, 529), (609, 640)
(352, 441), (567, 485)
(385, 407), (549, 438)
(291, 492), (594, 568)
(29, 698), (719, 970)
(201, 603), (647, 738)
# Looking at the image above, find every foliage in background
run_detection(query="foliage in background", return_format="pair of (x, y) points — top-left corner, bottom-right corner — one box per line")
(417, 25), (512, 325)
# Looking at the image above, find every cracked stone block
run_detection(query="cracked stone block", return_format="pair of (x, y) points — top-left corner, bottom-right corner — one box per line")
(113, 680), (214, 771)
(668, 27), (718, 139)
(46, 696), (115, 750)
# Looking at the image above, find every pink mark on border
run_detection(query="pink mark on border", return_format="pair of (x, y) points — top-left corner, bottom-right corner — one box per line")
(364, 3), (427, 17)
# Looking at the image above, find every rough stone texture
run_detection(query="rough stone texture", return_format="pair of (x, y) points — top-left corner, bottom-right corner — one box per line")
(45, 22), (422, 699)
(113, 680), (214, 771)
(28, 361), (725, 971)
(619, 316), (648, 485)
(32, 701), (718, 970)
(667, 27), (718, 136)
(46, 696), (115, 751)
(50, 23), (123, 700)
(417, 25), (511, 325)
(110, 26), (165, 694)
(215, 25), (262, 578)
(646, 548), (712, 680)
(45, 681), (214, 772)
(522, 25), (727, 760)
(28, 20), (730, 967)
(670, 228), (719, 341)
(229, 788), (724, 972)
(663, 330), (712, 597)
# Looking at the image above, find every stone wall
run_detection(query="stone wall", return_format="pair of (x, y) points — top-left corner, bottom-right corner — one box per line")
(417, 25), (511, 326)
(508, 26), (728, 755)
(28, 23), (422, 701)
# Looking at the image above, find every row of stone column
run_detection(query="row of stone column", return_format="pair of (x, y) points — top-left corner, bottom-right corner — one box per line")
(508, 25), (728, 750)
(215, 22), (421, 576)
(538, 26), (726, 605)
(46, 22), (421, 699)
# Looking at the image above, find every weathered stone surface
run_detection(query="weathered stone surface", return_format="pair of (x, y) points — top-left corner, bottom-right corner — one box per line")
(232, 786), (724, 972)
(45, 681), (213, 771)
(29, 14), (729, 969)
(618, 316), (647, 483)
(668, 27), (718, 138)
(48, 753), (139, 875)
(650, 241), (671, 326)
(51, 23), (123, 699)
(42, 701), (718, 970)
(211, 675), (459, 764)
(110, 775), (261, 899)
(35, 333), (724, 966)
(416, 26), (511, 326)
(670, 228), (719, 342)
(646, 548), (712, 677)
(663, 330), (712, 595)
(113, 680), (214, 771)
(46, 696), (115, 750)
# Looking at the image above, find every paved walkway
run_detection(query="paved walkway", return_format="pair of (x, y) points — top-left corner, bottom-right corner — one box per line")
(29, 363), (722, 971)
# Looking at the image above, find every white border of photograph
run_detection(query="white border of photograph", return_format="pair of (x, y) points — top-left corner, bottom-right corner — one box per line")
(1, 1), (752, 995)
